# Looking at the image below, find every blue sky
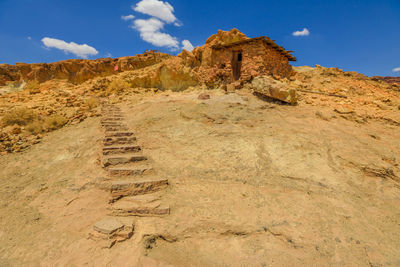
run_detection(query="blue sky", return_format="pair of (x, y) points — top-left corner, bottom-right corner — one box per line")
(0, 0), (399, 76)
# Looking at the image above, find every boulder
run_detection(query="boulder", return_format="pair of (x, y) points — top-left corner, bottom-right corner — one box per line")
(251, 76), (298, 104)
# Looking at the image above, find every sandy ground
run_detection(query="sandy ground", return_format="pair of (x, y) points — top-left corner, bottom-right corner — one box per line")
(1, 89), (400, 266)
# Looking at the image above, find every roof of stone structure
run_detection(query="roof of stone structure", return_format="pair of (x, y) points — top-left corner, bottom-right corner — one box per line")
(210, 36), (297, 61)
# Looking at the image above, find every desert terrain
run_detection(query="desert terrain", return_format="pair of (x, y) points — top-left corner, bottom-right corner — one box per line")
(1, 30), (400, 266)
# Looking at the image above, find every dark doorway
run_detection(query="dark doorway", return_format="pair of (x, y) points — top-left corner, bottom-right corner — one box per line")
(232, 51), (242, 80)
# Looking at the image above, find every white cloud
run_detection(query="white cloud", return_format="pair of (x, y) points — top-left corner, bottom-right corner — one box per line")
(292, 28), (310, 37)
(105, 52), (113, 58)
(132, 18), (179, 49)
(133, 0), (177, 24)
(181, 40), (194, 52)
(41, 37), (98, 58)
(393, 67), (400, 72)
(121, 14), (135, 21)
(27, 36), (32, 40)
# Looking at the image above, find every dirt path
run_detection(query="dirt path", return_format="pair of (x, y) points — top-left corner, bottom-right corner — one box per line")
(1, 90), (400, 266)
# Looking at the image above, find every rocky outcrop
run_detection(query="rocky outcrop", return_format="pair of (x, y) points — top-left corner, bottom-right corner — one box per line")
(0, 51), (171, 86)
(371, 76), (400, 85)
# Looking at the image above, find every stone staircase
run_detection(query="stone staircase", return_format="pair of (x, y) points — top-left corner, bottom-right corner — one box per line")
(90, 102), (169, 248)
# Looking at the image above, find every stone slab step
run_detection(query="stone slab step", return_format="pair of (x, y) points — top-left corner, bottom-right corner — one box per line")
(101, 121), (126, 125)
(102, 125), (128, 129)
(102, 153), (147, 167)
(101, 112), (125, 118)
(101, 110), (122, 113)
(101, 117), (124, 122)
(101, 109), (122, 112)
(103, 141), (136, 147)
(109, 199), (169, 216)
(101, 107), (121, 110)
(102, 145), (141, 155)
(105, 131), (134, 137)
(90, 217), (134, 247)
(110, 178), (168, 201)
(101, 114), (125, 120)
(104, 126), (129, 132)
(108, 165), (152, 176)
(93, 217), (124, 234)
(101, 111), (122, 114)
(102, 118), (125, 122)
(101, 123), (128, 128)
(103, 136), (137, 146)
(102, 113), (124, 117)
(100, 119), (125, 125)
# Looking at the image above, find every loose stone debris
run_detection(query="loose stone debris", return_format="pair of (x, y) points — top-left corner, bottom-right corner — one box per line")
(91, 101), (170, 248)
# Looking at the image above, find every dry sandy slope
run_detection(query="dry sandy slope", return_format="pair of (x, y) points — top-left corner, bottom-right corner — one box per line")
(0, 89), (400, 266)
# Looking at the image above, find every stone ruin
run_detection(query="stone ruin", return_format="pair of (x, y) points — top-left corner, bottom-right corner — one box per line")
(192, 28), (296, 85)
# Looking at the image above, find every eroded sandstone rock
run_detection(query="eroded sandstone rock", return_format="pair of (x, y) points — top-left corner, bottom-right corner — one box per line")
(250, 76), (298, 104)
(0, 51), (170, 86)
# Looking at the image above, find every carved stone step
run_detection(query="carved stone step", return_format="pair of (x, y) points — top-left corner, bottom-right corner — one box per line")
(102, 112), (124, 115)
(101, 114), (125, 120)
(102, 125), (128, 129)
(93, 217), (124, 234)
(103, 136), (137, 146)
(101, 111), (121, 113)
(101, 107), (121, 110)
(101, 110), (122, 113)
(102, 118), (125, 122)
(102, 153), (147, 167)
(101, 112), (125, 118)
(101, 121), (126, 125)
(110, 178), (168, 201)
(102, 145), (141, 155)
(109, 197), (169, 216)
(105, 126), (129, 132)
(90, 217), (135, 247)
(102, 113), (124, 117)
(108, 165), (152, 176)
(103, 141), (136, 147)
(100, 120), (126, 126)
(105, 131), (134, 137)
(101, 108), (122, 111)
(101, 123), (128, 128)
(101, 117), (124, 122)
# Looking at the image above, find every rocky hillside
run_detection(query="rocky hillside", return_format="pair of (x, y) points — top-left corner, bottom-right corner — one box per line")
(0, 29), (399, 154)
(1, 88), (400, 266)
(0, 29), (400, 266)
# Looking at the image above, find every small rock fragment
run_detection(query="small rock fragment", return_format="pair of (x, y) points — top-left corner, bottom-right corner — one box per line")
(198, 93), (210, 100)
(93, 218), (124, 234)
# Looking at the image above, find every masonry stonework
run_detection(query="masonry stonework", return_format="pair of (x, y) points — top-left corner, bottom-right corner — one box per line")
(209, 39), (295, 84)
